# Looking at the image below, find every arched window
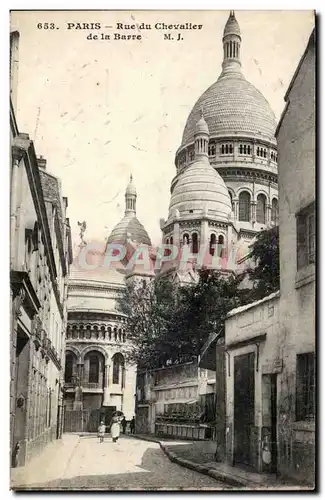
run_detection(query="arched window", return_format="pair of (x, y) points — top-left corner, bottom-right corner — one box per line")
(221, 145), (225, 155)
(257, 147), (260, 156)
(183, 233), (189, 245)
(112, 353), (125, 385)
(256, 194), (267, 224)
(228, 191), (234, 212)
(218, 235), (225, 257)
(225, 144), (228, 154)
(239, 191), (251, 222)
(247, 145), (251, 155)
(64, 353), (74, 383)
(243, 145), (247, 154)
(271, 198), (278, 223)
(209, 234), (216, 256)
(166, 238), (169, 245)
(89, 354), (100, 383)
(192, 232), (198, 254)
(170, 236), (173, 245)
(239, 144), (243, 154)
(229, 144), (233, 154)
(108, 327), (112, 340)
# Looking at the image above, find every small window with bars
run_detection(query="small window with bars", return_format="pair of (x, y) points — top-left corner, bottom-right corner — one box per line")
(296, 352), (315, 421)
(296, 202), (315, 269)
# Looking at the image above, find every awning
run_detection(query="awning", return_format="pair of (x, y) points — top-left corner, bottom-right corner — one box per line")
(199, 329), (223, 371)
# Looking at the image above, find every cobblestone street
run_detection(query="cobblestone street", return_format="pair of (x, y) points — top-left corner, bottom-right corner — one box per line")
(12, 435), (228, 491)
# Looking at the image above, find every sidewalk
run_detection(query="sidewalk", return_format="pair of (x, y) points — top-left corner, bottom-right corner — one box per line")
(10, 434), (80, 490)
(133, 435), (311, 490)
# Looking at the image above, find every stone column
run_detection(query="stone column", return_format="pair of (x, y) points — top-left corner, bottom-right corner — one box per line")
(266, 204), (272, 226)
(102, 363), (110, 406)
(251, 202), (257, 224)
(173, 221), (180, 249)
(200, 219), (209, 246)
(233, 200), (239, 221)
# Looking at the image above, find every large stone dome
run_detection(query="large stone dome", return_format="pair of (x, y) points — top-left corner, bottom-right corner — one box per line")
(169, 156), (232, 221)
(181, 75), (277, 147)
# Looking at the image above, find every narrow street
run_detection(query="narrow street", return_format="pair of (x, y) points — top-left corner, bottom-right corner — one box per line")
(13, 436), (228, 491)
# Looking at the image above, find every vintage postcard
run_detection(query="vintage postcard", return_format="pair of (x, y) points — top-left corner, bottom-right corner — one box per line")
(10, 9), (316, 491)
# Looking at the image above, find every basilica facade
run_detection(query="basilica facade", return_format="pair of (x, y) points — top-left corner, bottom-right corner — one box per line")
(63, 177), (152, 429)
(63, 11), (279, 430)
(161, 11), (278, 282)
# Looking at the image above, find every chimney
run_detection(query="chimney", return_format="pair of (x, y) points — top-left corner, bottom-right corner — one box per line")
(10, 31), (20, 113)
(37, 155), (47, 170)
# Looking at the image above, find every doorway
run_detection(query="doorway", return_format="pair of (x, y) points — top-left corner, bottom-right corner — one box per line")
(12, 327), (30, 466)
(234, 352), (255, 467)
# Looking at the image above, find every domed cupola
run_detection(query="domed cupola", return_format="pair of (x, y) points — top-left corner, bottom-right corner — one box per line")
(178, 11), (277, 148)
(107, 175), (151, 245)
(168, 114), (232, 222)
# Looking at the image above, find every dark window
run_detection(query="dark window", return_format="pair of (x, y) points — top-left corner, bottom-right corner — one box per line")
(256, 194), (266, 224)
(89, 354), (99, 383)
(239, 191), (251, 222)
(170, 236), (173, 245)
(221, 145), (225, 155)
(209, 234), (216, 256)
(271, 198), (278, 223)
(64, 353), (74, 383)
(247, 145), (251, 155)
(239, 144), (243, 154)
(297, 203), (315, 269)
(229, 144), (233, 154)
(112, 353), (124, 385)
(296, 352), (315, 421)
(183, 233), (189, 245)
(225, 144), (229, 154)
(218, 235), (225, 257)
(192, 232), (198, 254)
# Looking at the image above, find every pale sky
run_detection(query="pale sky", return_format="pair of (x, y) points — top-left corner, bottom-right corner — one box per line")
(10, 10), (314, 253)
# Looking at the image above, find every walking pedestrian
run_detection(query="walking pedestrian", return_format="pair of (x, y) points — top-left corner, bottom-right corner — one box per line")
(121, 416), (127, 434)
(110, 413), (121, 443)
(130, 416), (135, 434)
(98, 420), (106, 443)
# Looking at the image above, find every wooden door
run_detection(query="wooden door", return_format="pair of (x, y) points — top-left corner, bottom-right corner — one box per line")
(234, 352), (255, 466)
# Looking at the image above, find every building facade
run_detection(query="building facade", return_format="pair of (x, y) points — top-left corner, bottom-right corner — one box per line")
(161, 11), (279, 282)
(217, 26), (315, 486)
(63, 177), (152, 429)
(136, 362), (216, 440)
(275, 28), (315, 484)
(224, 292), (281, 473)
(134, 11), (280, 437)
(10, 30), (72, 468)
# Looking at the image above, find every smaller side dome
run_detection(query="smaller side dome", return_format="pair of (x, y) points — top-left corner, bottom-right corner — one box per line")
(195, 112), (209, 135)
(125, 174), (137, 196)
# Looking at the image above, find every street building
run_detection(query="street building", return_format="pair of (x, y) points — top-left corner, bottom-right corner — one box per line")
(10, 31), (73, 467)
(203, 26), (315, 485)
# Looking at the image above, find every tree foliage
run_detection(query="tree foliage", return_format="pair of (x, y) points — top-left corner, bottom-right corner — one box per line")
(247, 225), (280, 300)
(118, 270), (248, 370)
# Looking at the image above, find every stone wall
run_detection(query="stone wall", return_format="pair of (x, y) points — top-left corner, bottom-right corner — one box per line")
(276, 29), (315, 485)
